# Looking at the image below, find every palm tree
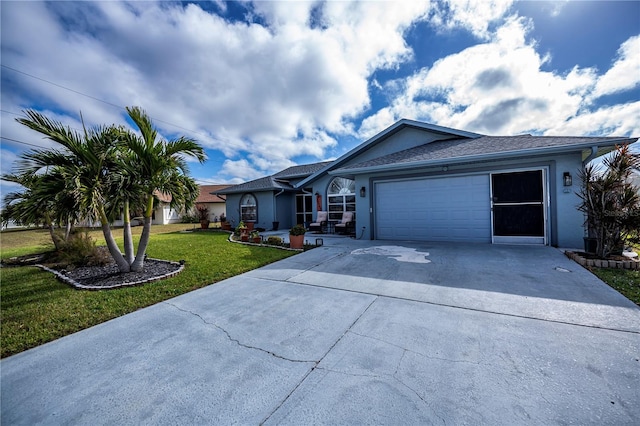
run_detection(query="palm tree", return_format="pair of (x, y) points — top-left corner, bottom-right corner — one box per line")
(123, 106), (205, 271)
(1, 170), (78, 249)
(14, 111), (131, 272)
(103, 138), (147, 265)
(12, 108), (205, 273)
(578, 144), (640, 258)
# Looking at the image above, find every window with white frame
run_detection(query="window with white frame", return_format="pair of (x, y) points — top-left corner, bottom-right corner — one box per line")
(240, 194), (257, 222)
(327, 177), (355, 221)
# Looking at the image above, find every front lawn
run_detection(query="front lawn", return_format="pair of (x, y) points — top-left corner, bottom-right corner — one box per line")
(591, 268), (640, 306)
(1, 229), (295, 358)
(0, 223), (195, 259)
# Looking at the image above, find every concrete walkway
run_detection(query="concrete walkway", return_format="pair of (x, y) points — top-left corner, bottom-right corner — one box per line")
(2, 239), (639, 425)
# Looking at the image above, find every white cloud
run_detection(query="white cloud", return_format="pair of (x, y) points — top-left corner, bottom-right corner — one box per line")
(1, 149), (24, 209)
(218, 158), (268, 184)
(1, 108), (93, 153)
(544, 101), (640, 137)
(548, 1), (570, 18)
(430, 0), (515, 39)
(2, 0), (637, 188)
(592, 35), (640, 99)
(1, 0), (431, 179)
(359, 17), (639, 139)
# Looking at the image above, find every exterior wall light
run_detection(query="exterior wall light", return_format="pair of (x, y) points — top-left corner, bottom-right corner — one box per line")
(563, 172), (572, 186)
(360, 186), (366, 197)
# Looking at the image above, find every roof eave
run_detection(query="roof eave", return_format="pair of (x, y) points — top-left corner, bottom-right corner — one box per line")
(331, 138), (636, 175)
(215, 186), (296, 195)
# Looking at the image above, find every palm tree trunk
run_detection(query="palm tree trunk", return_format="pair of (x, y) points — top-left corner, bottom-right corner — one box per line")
(99, 208), (130, 273)
(47, 224), (62, 251)
(131, 196), (154, 272)
(43, 213), (62, 250)
(122, 200), (135, 264)
(64, 219), (72, 242)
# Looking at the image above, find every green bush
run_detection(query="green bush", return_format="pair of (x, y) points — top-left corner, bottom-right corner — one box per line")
(289, 224), (306, 236)
(266, 236), (283, 246)
(181, 214), (198, 223)
(51, 232), (111, 267)
(578, 144), (640, 258)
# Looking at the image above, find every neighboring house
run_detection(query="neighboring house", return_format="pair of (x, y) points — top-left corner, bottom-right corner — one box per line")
(155, 185), (231, 225)
(218, 119), (637, 248)
(151, 192), (180, 225)
(109, 191), (182, 226)
(194, 184), (230, 222)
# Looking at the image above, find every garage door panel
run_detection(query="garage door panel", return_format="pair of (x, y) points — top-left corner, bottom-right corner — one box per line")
(375, 175), (490, 242)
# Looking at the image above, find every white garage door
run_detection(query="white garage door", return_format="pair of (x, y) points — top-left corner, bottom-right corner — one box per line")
(375, 175), (491, 242)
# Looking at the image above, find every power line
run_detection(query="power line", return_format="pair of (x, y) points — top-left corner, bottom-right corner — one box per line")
(0, 136), (47, 149)
(1, 109), (23, 117)
(1, 64), (228, 144)
(1, 64), (124, 111)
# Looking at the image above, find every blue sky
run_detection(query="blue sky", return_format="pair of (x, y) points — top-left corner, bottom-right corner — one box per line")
(1, 0), (639, 199)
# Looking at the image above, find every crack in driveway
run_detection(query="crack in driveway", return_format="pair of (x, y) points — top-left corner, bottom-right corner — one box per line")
(164, 302), (316, 364)
(259, 296), (378, 425)
(348, 330), (482, 366)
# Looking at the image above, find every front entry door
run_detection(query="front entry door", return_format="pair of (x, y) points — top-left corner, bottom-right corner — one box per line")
(491, 170), (546, 244)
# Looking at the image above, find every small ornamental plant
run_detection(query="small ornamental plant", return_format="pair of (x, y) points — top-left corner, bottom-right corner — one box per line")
(196, 204), (209, 221)
(289, 224), (306, 236)
(234, 221), (246, 236)
(266, 236), (283, 246)
(289, 224), (306, 249)
(250, 230), (261, 243)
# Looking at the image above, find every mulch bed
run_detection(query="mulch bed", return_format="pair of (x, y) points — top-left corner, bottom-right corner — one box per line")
(2, 254), (184, 290)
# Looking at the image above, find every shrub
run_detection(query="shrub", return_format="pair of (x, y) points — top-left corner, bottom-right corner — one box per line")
(234, 221), (246, 237)
(578, 144), (640, 258)
(289, 224), (306, 236)
(181, 214), (198, 223)
(266, 236), (283, 246)
(51, 232), (111, 267)
(196, 204), (210, 221)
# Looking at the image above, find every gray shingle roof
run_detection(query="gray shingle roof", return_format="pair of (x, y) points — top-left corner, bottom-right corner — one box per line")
(216, 176), (293, 194)
(295, 119), (483, 188)
(336, 135), (636, 172)
(217, 161), (332, 194)
(272, 161), (332, 179)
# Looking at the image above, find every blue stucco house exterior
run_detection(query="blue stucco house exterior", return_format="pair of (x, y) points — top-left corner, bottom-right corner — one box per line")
(217, 119), (636, 248)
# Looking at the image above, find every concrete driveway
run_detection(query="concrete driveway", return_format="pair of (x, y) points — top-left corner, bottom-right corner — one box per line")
(2, 239), (639, 425)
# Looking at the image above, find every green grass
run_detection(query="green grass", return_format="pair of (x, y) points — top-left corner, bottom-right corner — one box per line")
(1, 223), (196, 259)
(1, 228), (295, 358)
(591, 268), (640, 306)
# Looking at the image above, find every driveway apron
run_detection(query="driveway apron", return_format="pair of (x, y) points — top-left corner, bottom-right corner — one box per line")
(2, 239), (639, 425)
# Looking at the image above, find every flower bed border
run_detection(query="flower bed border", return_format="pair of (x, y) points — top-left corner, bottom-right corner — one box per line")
(565, 251), (640, 270)
(36, 258), (185, 290)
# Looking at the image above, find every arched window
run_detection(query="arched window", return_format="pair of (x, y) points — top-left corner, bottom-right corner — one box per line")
(240, 194), (257, 222)
(327, 177), (355, 221)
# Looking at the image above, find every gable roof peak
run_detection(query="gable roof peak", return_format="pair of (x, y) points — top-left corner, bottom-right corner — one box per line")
(294, 119), (484, 188)
(391, 118), (484, 139)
